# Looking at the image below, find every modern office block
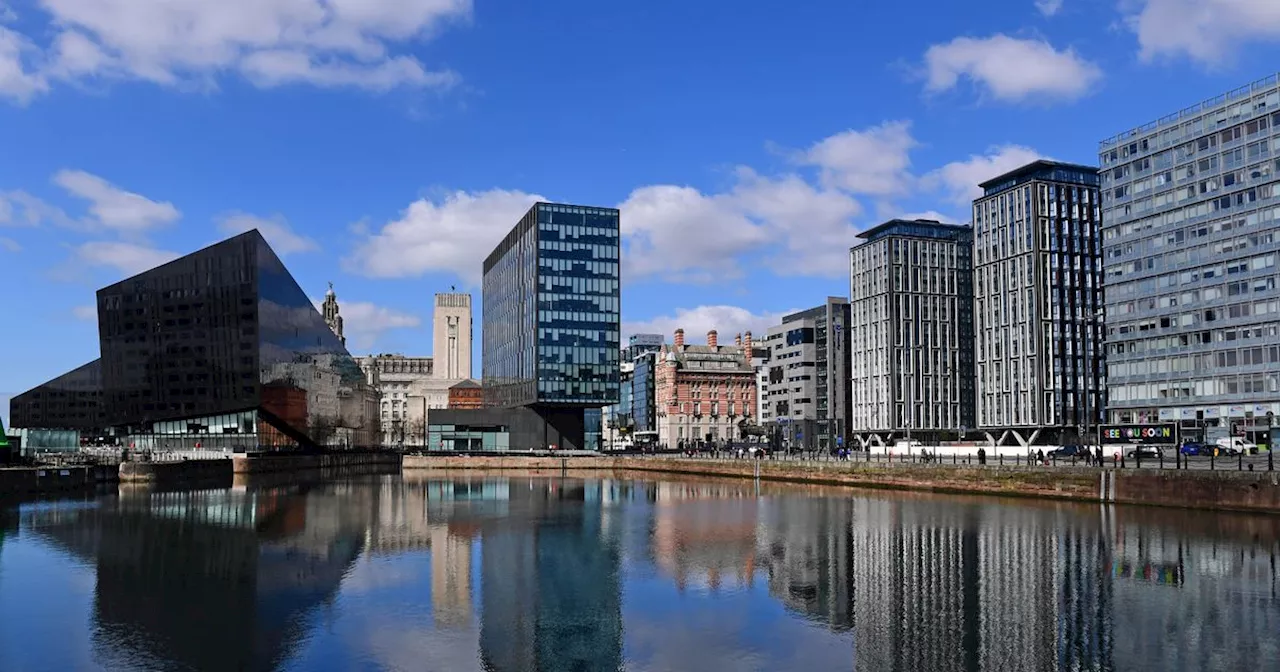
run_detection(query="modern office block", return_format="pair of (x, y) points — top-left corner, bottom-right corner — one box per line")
(760, 298), (852, 452)
(478, 202), (621, 450)
(11, 230), (379, 450)
(973, 161), (1104, 445)
(848, 220), (974, 446)
(1100, 75), (1280, 445)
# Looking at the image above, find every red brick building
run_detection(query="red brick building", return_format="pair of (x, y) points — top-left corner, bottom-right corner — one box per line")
(656, 329), (758, 449)
(447, 379), (484, 410)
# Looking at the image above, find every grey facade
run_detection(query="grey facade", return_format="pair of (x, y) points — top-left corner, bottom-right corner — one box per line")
(848, 220), (975, 444)
(1100, 75), (1280, 446)
(427, 407), (587, 452)
(760, 297), (851, 453)
(973, 161), (1104, 445)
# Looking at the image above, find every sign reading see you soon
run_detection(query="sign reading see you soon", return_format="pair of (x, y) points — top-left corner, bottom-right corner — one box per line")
(1100, 424), (1179, 445)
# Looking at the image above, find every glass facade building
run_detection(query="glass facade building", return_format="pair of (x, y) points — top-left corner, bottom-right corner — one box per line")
(11, 230), (379, 451)
(482, 202), (621, 409)
(10, 359), (104, 432)
(631, 352), (658, 435)
(973, 162), (1104, 440)
(1100, 75), (1280, 444)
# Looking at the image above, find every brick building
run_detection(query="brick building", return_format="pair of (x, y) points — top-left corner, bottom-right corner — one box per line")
(656, 329), (758, 449)
(448, 379), (484, 410)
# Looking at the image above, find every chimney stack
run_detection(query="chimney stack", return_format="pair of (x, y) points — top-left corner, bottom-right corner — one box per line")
(674, 328), (685, 348)
(735, 333), (742, 346)
(743, 331), (753, 364)
(707, 330), (718, 348)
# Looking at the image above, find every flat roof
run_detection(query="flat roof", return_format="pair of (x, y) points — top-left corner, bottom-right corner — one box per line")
(1100, 72), (1280, 150)
(977, 159), (1099, 190)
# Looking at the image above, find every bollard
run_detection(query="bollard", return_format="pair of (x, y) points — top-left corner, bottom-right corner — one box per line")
(1159, 450), (1164, 470)
(953, 452), (957, 465)
(1270, 449), (1274, 472)
(1211, 450), (1215, 471)
(1239, 451), (1244, 471)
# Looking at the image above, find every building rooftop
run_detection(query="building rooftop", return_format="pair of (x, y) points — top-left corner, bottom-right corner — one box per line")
(1100, 72), (1280, 150)
(449, 379), (481, 390)
(977, 160), (1100, 197)
(854, 219), (972, 246)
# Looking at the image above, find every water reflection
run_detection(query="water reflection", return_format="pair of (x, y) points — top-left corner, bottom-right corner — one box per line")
(1, 476), (1278, 672)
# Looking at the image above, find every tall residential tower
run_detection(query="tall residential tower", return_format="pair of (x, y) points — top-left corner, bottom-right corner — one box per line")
(848, 220), (974, 447)
(973, 161), (1104, 447)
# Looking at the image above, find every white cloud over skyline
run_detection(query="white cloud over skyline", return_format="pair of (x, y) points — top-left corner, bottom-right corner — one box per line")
(923, 34), (1103, 102)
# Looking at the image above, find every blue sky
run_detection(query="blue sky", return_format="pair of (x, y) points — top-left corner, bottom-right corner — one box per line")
(3, 0), (1280, 422)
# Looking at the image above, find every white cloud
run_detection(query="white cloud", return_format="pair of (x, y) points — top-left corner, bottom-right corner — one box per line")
(53, 170), (180, 232)
(619, 184), (768, 282)
(923, 34), (1102, 102)
(0, 236), (19, 252)
(923, 144), (1047, 205)
(344, 188), (542, 285)
(623, 305), (794, 346)
(0, 0), (470, 100)
(309, 296), (421, 350)
(726, 168), (862, 277)
(0, 25), (48, 104)
(798, 120), (917, 196)
(217, 212), (319, 255)
(340, 301), (421, 349)
(73, 240), (179, 277)
(71, 304), (96, 321)
(0, 190), (75, 227)
(1126, 0), (1280, 64)
(1036, 0), (1064, 17)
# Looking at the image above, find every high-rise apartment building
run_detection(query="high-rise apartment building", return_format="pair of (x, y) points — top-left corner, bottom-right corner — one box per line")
(760, 298), (851, 453)
(848, 220), (974, 446)
(1100, 76), (1280, 445)
(433, 293), (472, 380)
(973, 161), (1104, 446)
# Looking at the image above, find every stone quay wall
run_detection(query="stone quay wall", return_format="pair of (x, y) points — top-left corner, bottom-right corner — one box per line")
(401, 455), (1280, 514)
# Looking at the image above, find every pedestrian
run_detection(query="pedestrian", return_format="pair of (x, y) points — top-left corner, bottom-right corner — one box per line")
(1036, 448), (1045, 465)
(977, 446), (986, 466)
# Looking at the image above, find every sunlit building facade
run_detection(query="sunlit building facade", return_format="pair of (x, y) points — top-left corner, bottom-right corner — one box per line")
(1101, 75), (1280, 444)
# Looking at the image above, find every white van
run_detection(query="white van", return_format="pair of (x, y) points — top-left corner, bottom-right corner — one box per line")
(893, 440), (923, 454)
(1215, 437), (1257, 456)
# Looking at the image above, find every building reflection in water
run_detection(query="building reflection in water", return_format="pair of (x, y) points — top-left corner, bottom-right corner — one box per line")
(11, 476), (1280, 672)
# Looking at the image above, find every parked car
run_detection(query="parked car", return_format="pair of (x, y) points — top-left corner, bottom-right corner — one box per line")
(1127, 445), (1163, 460)
(1179, 442), (1206, 456)
(1215, 437), (1257, 456)
(1048, 445), (1086, 458)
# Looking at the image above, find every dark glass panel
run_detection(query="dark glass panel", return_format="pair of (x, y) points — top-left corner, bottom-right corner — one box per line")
(10, 359), (103, 430)
(96, 233), (260, 428)
(255, 237), (378, 448)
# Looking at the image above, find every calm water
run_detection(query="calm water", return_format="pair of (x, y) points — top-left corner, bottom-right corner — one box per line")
(1, 474), (1278, 672)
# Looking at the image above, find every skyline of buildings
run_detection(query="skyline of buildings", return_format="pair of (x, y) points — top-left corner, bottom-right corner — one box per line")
(13, 74), (1280, 452)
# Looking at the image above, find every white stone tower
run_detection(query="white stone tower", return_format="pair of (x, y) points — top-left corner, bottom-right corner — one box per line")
(433, 292), (472, 380)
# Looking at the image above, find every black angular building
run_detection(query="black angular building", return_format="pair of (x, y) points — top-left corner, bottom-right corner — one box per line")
(11, 230), (379, 450)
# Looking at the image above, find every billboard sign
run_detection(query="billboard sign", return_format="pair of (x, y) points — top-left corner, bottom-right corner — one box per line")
(1100, 423), (1179, 445)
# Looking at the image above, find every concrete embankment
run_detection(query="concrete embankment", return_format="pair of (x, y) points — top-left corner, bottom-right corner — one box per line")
(0, 464), (118, 496)
(402, 455), (1280, 514)
(232, 451), (401, 475)
(118, 459), (231, 485)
